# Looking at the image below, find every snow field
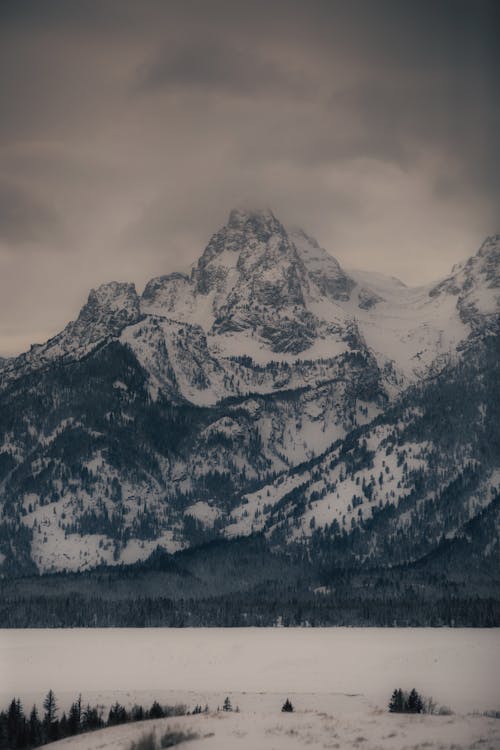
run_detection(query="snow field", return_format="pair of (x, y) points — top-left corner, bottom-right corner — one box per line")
(34, 701), (500, 750)
(1, 628), (499, 750)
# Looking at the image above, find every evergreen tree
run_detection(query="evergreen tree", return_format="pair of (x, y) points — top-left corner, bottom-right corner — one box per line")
(68, 696), (82, 736)
(407, 688), (423, 714)
(28, 706), (42, 747)
(42, 690), (57, 725)
(7, 698), (27, 749)
(107, 703), (128, 726)
(0, 711), (8, 750)
(388, 688), (405, 713)
(59, 712), (69, 738)
(281, 699), (294, 713)
(222, 697), (232, 712)
(81, 705), (104, 731)
(149, 701), (164, 719)
(6, 699), (20, 746)
(0, 711), (7, 750)
(43, 689), (59, 743)
(131, 705), (144, 722)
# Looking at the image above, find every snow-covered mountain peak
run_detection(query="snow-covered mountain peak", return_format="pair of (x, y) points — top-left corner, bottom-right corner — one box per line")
(4, 211), (499, 400)
(0, 282), (142, 386)
(192, 210), (314, 350)
(478, 232), (500, 256)
(134, 212), (499, 368)
(76, 281), (141, 334)
(476, 233), (500, 284)
(227, 207), (279, 230)
(88, 281), (138, 307)
(140, 210), (355, 357)
(289, 227), (355, 302)
(196, 207), (289, 272)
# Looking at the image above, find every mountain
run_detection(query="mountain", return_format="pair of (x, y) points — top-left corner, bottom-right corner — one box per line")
(0, 210), (499, 586)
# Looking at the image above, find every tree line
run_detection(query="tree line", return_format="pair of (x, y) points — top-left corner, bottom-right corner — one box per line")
(0, 588), (498, 628)
(0, 691), (188, 750)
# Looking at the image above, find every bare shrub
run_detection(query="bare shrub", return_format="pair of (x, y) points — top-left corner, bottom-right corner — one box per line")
(436, 705), (453, 716)
(160, 727), (199, 747)
(130, 731), (157, 750)
(129, 727), (198, 750)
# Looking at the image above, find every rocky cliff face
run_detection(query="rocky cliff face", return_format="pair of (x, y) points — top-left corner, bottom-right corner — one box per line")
(0, 210), (498, 576)
(430, 233), (500, 328)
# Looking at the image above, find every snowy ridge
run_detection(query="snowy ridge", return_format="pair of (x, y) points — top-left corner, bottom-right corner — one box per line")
(2, 211), (498, 398)
(0, 282), (142, 387)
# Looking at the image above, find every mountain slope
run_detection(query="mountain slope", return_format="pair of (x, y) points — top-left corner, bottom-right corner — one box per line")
(0, 210), (498, 577)
(227, 328), (500, 567)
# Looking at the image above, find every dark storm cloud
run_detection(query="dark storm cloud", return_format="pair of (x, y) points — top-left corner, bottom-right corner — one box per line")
(139, 41), (307, 97)
(0, 0), (498, 355)
(0, 180), (62, 247)
(328, 77), (500, 191)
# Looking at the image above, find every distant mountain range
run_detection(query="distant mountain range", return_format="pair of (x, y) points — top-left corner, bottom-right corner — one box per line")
(0, 209), (499, 584)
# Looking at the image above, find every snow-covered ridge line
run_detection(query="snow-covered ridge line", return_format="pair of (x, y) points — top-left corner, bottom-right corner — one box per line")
(3, 211), (499, 397)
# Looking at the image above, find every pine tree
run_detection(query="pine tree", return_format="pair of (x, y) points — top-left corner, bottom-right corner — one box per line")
(59, 712), (69, 739)
(7, 698), (26, 749)
(222, 697), (232, 712)
(108, 702), (128, 726)
(281, 699), (294, 713)
(149, 701), (164, 719)
(407, 688), (423, 714)
(28, 706), (42, 747)
(6, 699), (20, 746)
(0, 710), (8, 750)
(68, 696), (82, 736)
(81, 705), (104, 731)
(131, 705), (144, 722)
(42, 690), (57, 725)
(388, 688), (405, 713)
(43, 689), (59, 742)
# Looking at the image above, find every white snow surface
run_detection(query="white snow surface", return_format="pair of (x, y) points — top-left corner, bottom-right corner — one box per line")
(1, 628), (499, 750)
(35, 710), (500, 750)
(184, 501), (220, 526)
(345, 269), (469, 379)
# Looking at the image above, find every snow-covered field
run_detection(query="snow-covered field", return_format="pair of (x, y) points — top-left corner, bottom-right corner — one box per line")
(1, 628), (499, 749)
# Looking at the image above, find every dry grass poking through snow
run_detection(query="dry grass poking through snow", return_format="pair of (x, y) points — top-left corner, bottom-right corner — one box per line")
(128, 727), (199, 750)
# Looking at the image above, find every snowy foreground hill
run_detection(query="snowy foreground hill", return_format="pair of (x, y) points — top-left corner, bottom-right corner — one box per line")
(2, 628), (500, 750)
(39, 708), (500, 750)
(0, 209), (499, 600)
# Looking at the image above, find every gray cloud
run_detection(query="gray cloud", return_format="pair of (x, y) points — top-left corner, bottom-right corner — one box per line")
(0, 180), (62, 247)
(0, 0), (498, 355)
(139, 40), (308, 97)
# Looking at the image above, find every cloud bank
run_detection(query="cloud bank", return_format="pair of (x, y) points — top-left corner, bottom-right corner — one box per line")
(0, 0), (498, 355)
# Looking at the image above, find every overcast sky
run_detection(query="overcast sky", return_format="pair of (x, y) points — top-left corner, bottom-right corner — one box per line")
(0, 0), (498, 356)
